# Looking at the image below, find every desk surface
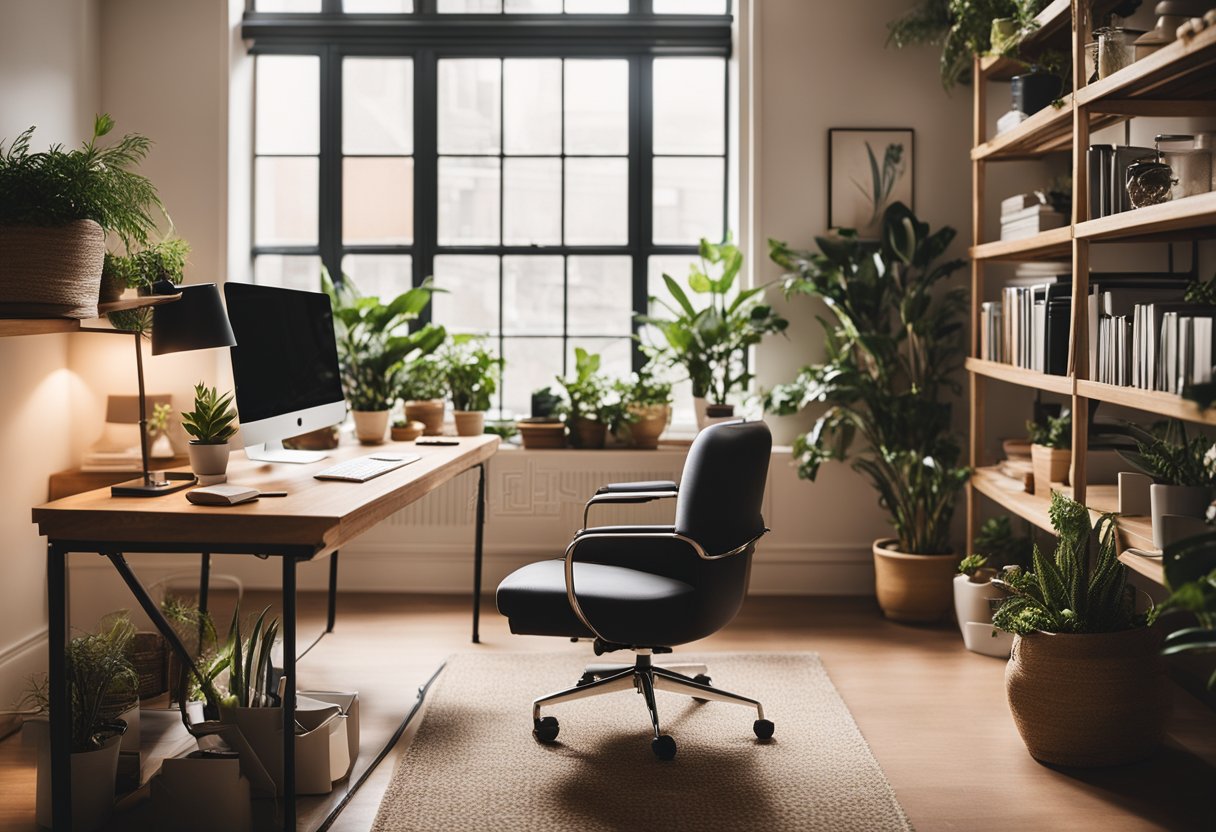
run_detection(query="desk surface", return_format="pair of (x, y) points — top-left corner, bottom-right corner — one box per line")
(33, 435), (498, 555)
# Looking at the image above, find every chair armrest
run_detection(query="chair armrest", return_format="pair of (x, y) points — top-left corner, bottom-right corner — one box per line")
(583, 483), (678, 527)
(596, 480), (677, 494)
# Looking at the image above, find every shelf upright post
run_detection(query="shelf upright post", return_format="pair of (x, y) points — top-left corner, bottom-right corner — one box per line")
(1069, 0), (1090, 504)
(967, 53), (988, 552)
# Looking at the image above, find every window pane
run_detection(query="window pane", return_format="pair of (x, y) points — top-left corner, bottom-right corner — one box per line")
(255, 157), (318, 246)
(256, 0), (322, 10)
(653, 157), (724, 245)
(432, 255), (499, 334)
(653, 58), (725, 155)
(344, 158), (414, 245)
(502, 338), (564, 418)
(345, 0), (413, 10)
(503, 159), (561, 246)
(341, 254), (413, 301)
(565, 158), (627, 245)
(564, 60), (628, 155)
(437, 0), (502, 9)
(503, 256), (563, 336)
(568, 256), (632, 335)
(567, 338), (631, 381)
(653, 0), (725, 11)
(438, 59), (501, 154)
(504, 59), (561, 155)
(253, 255), (322, 291)
(564, 0), (627, 11)
(438, 157), (501, 245)
(344, 58), (413, 155)
(256, 55), (319, 155)
(506, 0), (561, 10)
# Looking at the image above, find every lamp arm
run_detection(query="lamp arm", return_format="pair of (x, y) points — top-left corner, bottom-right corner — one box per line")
(77, 327), (156, 486)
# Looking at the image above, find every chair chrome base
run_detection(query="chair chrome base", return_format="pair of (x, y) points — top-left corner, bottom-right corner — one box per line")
(531, 653), (773, 759)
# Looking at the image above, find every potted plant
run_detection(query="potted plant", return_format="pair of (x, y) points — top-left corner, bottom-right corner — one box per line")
(614, 365), (673, 449)
(22, 614), (138, 832)
(556, 348), (630, 450)
(437, 335), (501, 437)
(1027, 408), (1070, 496)
(0, 114), (162, 318)
(765, 203), (969, 623)
(953, 553), (1014, 657)
(103, 236), (190, 333)
(1157, 530), (1216, 691)
(640, 236), (788, 429)
(1120, 421), (1216, 549)
(181, 383), (237, 483)
(323, 271), (446, 444)
(401, 358), (449, 437)
(992, 492), (1171, 766)
(390, 419), (424, 442)
(147, 401), (174, 459)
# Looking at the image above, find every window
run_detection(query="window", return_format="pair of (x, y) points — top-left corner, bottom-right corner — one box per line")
(244, 3), (732, 417)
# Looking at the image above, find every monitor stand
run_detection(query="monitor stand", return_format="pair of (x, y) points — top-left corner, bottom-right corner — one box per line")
(244, 440), (329, 464)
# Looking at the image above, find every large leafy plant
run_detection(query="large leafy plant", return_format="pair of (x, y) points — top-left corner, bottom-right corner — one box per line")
(323, 270), (446, 412)
(181, 383), (238, 445)
(640, 236), (788, 404)
(0, 113), (161, 247)
(991, 492), (1141, 635)
(438, 335), (501, 412)
(764, 202), (968, 554)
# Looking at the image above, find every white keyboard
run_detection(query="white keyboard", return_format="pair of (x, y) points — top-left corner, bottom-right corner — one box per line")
(314, 453), (421, 482)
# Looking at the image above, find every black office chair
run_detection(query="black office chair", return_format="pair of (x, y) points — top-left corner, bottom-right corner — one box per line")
(496, 420), (774, 760)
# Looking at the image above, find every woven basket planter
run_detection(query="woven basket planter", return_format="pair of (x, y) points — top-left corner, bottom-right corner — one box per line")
(1006, 628), (1172, 767)
(0, 220), (106, 318)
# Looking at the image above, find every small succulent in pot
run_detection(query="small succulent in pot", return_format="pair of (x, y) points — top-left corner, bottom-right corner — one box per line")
(181, 383), (238, 479)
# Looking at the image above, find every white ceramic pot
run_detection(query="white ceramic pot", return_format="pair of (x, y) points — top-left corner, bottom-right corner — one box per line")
(952, 570), (1014, 658)
(352, 409), (390, 445)
(187, 441), (230, 479)
(453, 410), (485, 437)
(28, 719), (124, 832)
(1149, 483), (1213, 549)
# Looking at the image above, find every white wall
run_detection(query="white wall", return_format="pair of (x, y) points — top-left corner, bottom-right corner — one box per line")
(0, 0), (100, 708)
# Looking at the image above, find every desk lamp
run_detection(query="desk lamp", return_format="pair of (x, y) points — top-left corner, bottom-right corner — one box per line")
(104, 283), (237, 497)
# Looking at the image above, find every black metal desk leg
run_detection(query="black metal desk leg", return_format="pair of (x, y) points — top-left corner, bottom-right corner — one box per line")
(472, 463), (486, 644)
(282, 555), (297, 831)
(326, 550), (339, 634)
(47, 542), (71, 831)
(197, 552), (211, 648)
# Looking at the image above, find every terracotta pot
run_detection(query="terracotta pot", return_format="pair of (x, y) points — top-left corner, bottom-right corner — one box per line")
(453, 410), (485, 437)
(187, 441), (230, 480)
(572, 418), (607, 449)
(1006, 628), (1171, 767)
(1030, 444), (1070, 495)
(352, 410), (390, 445)
(28, 719), (125, 832)
(626, 403), (670, 449)
(953, 570), (1013, 658)
(517, 420), (565, 449)
(404, 399), (445, 435)
(872, 539), (958, 623)
(1149, 483), (1213, 549)
(390, 421), (425, 442)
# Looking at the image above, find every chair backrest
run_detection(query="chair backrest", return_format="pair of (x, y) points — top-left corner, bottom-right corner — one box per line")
(674, 420), (772, 555)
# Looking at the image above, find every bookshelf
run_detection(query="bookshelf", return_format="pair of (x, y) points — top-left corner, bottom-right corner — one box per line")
(966, 2), (1216, 588)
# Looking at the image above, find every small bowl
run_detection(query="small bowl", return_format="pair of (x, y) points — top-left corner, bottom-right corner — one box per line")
(391, 421), (426, 442)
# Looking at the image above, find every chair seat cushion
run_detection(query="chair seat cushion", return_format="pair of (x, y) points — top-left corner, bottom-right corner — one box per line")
(495, 559), (699, 645)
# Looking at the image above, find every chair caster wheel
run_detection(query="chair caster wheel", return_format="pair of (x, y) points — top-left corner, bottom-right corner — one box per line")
(652, 734), (677, 761)
(692, 673), (712, 703)
(753, 719), (774, 740)
(533, 716), (560, 743)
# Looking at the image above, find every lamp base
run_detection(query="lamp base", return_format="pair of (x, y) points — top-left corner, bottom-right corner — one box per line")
(111, 471), (197, 497)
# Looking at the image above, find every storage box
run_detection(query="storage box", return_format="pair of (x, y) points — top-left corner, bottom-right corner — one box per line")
(151, 752), (253, 832)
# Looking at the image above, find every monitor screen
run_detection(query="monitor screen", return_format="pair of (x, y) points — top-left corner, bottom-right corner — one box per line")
(224, 283), (344, 425)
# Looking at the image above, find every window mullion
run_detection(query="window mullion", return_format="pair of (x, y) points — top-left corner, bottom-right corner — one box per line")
(414, 49), (439, 327)
(630, 54), (652, 373)
(320, 45), (342, 286)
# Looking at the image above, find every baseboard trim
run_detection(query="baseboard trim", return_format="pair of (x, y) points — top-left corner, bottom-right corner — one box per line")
(0, 627), (49, 708)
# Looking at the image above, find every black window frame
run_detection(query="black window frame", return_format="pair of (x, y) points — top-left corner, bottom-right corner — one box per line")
(243, 1), (733, 409)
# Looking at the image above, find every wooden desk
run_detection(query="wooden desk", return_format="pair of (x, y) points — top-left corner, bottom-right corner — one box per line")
(32, 434), (498, 831)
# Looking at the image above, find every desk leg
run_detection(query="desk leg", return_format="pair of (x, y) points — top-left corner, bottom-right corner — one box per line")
(47, 542), (71, 831)
(326, 550), (339, 634)
(282, 555), (297, 831)
(198, 552), (212, 649)
(472, 463), (486, 644)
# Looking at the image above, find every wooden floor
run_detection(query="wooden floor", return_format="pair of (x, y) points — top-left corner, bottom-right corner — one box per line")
(2, 593), (1214, 831)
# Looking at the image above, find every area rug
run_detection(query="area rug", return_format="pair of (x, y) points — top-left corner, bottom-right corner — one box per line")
(371, 652), (911, 832)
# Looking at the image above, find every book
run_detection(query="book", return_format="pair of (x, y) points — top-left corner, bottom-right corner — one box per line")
(185, 485), (260, 506)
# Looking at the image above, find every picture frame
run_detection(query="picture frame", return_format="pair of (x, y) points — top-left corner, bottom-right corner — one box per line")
(828, 128), (915, 238)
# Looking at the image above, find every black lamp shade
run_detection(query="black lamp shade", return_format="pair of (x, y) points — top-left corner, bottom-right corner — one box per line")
(151, 283), (237, 356)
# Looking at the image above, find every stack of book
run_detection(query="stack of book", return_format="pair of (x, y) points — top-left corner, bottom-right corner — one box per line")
(980, 265), (1071, 375)
(1000, 194), (1066, 241)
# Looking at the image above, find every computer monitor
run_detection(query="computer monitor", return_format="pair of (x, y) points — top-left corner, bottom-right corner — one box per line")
(224, 282), (348, 463)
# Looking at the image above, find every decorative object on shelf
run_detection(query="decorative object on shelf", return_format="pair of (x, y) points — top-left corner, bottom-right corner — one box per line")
(102, 236), (190, 334)
(1010, 68), (1062, 117)
(390, 419), (425, 442)
(0, 114), (161, 319)
(640, 235), (787, 428)
(1118, 470), (1154, 515)
(437, 335), (501, 437)
(1119, 420), (1216, 549)
(615, 365), (673, 449)
(323, 269), (446, 442)
(766, 203), (968, 623)
(555, 348), (629, 450)
(992, 492), (1170, 767)
(1096, 26), (1145, 78)
(828, 128), (913, 238)
(1027, 407), (1070, 496)
(1134, 1), (1214, 56)
(1156, 133), (1211, 200)
(22, 614), (138, 832)
(1156, 530), (1216, 691)
(182, 383), (237, 484)
(1126, 150), (1176, 209)
(953, 554), (1015, 657)
(516, 418), (565, 449)
(402, 358), (449, 436)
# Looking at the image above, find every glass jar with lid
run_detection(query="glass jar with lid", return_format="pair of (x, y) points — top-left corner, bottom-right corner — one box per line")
(1097, 27), (1144, 78)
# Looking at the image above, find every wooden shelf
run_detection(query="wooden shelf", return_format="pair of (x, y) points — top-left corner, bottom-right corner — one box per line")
(1076, 22), (1216, 108)
(972, 93), (1074, 161)
(1075, 379), (1216, 425)
(971, 467), (1064, 536)
(1074, 191), (1216, 243)
(979, 0), (1072, 81)
(0, 293), (180, 339)
(970, 226), (1072, 261)
(966, 357), (1073, 394)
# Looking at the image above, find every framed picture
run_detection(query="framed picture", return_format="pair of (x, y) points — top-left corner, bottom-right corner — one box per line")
(828, 128), (915, 238)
